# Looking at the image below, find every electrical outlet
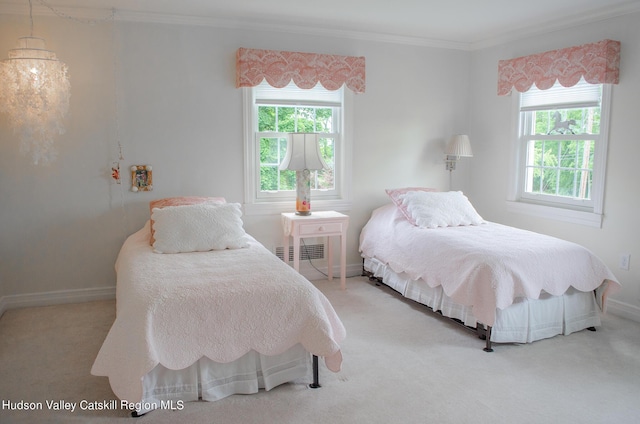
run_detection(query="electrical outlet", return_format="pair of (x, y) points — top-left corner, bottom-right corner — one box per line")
(619, 253), (631, 271)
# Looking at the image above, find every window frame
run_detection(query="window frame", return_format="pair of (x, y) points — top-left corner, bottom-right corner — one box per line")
(506, 80), (612, 228)
(243, 83), (353, 216)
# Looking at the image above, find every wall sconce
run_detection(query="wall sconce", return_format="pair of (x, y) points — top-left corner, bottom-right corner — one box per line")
(445, 134), (473, 171)
(279, 133), (328, 215)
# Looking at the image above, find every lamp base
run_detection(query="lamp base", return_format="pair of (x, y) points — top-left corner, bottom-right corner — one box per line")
(295, 169), (312, 216)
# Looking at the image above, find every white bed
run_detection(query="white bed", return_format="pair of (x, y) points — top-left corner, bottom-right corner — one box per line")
(359, 190), (620, 350)
(92, 200), (345, 414)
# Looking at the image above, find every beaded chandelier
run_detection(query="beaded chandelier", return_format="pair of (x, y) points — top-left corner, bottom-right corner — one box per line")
(0, 1), (70, 165)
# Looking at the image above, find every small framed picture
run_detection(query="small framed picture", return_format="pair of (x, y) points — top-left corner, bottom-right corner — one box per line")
(131, 165), (153, 192)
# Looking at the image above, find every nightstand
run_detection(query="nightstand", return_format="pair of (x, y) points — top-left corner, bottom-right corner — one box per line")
(281, 211), (349, 289)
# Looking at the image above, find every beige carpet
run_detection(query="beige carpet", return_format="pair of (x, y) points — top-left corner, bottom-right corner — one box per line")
(1, 276), (639, 424)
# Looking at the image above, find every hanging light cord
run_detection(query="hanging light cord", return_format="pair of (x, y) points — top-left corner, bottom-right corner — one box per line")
(28, 0), (33, 36)
(26, 0), (127, 234)
(109, 10), (129, 236)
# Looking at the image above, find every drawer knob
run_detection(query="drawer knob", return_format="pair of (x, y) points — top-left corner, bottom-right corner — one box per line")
(318, 226), (325, 231)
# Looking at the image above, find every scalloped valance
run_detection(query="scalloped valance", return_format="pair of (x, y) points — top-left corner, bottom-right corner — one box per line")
(236, 47), (366, 93)
(498, 39), (620, 96)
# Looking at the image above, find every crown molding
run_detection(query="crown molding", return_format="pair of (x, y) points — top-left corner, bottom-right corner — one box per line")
(1, 2), (639, 51)
(471, 2), (640, 50)
(0, 3), (472, 51)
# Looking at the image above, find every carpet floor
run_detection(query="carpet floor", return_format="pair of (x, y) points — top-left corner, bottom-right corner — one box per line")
(1, 276), (639, 424)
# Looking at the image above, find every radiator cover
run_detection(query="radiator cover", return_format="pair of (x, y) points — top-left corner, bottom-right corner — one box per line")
(275, 244), (325, 262)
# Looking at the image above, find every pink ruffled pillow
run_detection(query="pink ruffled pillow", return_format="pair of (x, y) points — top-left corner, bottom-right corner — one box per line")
(149, 196), (226, 245)
(385, 187), (438, 225)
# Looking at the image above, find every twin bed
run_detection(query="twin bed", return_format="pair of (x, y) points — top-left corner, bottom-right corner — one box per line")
(91, 197), (345, 415)
(359, 188), (620, 351)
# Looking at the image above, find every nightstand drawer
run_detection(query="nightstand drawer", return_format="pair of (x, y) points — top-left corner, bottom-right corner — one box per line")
(299, 222), (343, 235)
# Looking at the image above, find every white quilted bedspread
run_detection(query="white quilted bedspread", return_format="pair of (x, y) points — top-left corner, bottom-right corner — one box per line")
(359, 204), (620, 327)
(91, 222), (345, 403)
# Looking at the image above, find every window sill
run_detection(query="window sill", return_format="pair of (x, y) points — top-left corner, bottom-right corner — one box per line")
(244, 199), (352, 216)
(506, 201), (602, 228)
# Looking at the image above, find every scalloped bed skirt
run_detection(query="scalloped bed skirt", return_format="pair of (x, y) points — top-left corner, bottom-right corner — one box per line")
(137, 344), (310, 414)
(364, 257), (601, 344)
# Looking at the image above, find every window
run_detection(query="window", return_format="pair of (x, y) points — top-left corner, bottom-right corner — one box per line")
(243, 81), (352, 215)
(508, 78), (612, 227)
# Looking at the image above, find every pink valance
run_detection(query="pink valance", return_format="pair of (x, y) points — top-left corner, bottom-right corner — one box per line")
(236, 48), (366, 93)
(498, 39), (620, 96)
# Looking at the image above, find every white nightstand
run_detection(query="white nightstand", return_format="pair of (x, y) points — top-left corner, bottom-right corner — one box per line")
(281, 211), (349, 289)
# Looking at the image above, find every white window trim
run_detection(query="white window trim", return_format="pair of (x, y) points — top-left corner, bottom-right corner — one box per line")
(242, 87), (353, 216)
(506, 84), (612, 228)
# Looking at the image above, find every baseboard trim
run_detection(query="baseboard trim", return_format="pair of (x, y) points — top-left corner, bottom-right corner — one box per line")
(608, 298), (640, 323)
(2, 281), (637, 325)
(0, 286), (116, 319)
(0, 263), (365, 318)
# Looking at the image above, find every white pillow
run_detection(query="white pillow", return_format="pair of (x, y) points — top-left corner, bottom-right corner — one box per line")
(151, 203), (249, 253)
(400, 191), (484, 229)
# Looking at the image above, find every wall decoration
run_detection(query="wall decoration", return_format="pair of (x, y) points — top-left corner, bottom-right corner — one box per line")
(111, 162), (121, 184)
(131, 165), (153, 192)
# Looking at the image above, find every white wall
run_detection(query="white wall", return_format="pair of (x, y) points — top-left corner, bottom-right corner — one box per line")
(0, 12), (468, 309)
(1, 14), (121, 306)
(2, 8), (637, 320)
(468, 12), (640, 319)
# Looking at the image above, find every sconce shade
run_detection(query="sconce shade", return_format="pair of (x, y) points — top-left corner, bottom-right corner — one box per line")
(445, 134), (472, 172)
(446, 135), (473, 158)
(279, 133), (328, 171)
(0, 36), (70, 164)
(279, 133), (327, 215)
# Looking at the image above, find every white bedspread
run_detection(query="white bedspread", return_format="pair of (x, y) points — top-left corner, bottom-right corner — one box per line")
(92, 222), (345, 403)
(359, 204), (620, 327)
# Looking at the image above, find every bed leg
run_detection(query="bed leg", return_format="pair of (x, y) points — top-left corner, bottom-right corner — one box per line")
(309, 355), (321, 389)
(483, 326), (494, 352)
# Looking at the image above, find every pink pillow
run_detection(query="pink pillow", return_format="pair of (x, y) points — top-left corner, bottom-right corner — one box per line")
(149, 196), (226, 244)
(385, 187), (438, 225)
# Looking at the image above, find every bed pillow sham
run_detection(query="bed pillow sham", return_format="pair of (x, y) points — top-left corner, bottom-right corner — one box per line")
(385, 187), (438, 225)
(149, 196), (226, 245)
(151, 202), (249, 253)
(399, 190), (484, 229)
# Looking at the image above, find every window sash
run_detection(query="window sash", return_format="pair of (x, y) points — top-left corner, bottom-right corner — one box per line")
(519, 118), (599, 209)
(511, 82), (611, 219)
(520, 137), (596, 208)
